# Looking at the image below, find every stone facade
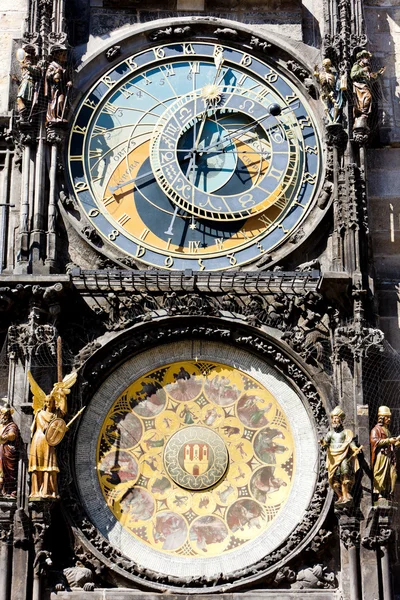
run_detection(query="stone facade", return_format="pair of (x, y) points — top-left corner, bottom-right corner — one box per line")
(0, 0), (399, 599)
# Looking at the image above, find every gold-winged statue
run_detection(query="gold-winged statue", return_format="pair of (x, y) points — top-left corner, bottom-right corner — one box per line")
(27, 370), (83, 500)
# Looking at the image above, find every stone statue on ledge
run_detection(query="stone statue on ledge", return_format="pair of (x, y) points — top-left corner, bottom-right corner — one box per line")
(45, 46), (72, 126)
(314, 58), (345, 123)
(350, 50), (385, 130)
(15, 47), (42, 125)
(370, 405), (400, 505)
(320, 406), (363, 506)
(0, 400), (20, 498)
(27, 371), (77, 500)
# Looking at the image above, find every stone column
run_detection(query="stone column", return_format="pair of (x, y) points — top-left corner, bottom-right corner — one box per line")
(30, 502), (52, 600)
(0, 501), (16, 600)
(362, 509), (394, 600)
(339, 516), (361, 600)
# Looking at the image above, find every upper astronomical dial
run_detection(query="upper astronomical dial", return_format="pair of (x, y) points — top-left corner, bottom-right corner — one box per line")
(68, 41), (321, 271)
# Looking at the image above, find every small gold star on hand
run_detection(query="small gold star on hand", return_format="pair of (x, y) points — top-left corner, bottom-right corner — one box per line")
(189, 222), (196, 230)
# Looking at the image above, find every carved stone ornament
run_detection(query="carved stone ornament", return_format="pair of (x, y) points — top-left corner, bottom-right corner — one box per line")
(340, 527), (361, 550)
(59, 319), (330, 592)
(362, 528), (392, 550)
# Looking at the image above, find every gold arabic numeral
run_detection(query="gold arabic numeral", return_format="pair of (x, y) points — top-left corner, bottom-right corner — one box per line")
(198, 258), (205, 271)
(215, 238), (224, 251)
(164, 256), (174, 268)
(108, 229), (120, 241)
(102, 75), (115, 88)
(127, 56), (138, 71)
(136, 245), (146, 258)
(70, 155), (83, 161)
(117, 213), (131, 227)
(240, 54), (252, 67)
(303, 172), (316, 184)
(120, 85), (134, 99)
(189, 62), (200, 74)
(227, 253), (237, 266)
(183, 43), (196, 55)
(75, 181), (88, 192)
(305, 145), (318, 155)
(256, 241), (265, 254)
(72, 125), (87, 135)
(153, 47), (165, 59)
(188, 240), (201, 253)
(298, 116), (312, 130)
(102, 102), (119, 115)
(140, 228), (150, 241)
(277, 223), (288, 234)
(88, 208), (100, 217)
(264, 71), (278, 83)
(213, 45), (224, 57)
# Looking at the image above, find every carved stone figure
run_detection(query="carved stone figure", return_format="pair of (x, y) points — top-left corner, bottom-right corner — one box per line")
(291, 564), (335, 589)
(15, 47), (41, 124)
(370, 406), (400, 503)
(350, 50), (385, 129)
(27, 371), (77, 499)
(320, 407), (362, 505)
(54, 561), (95, 591)
(314, 59), (344, 123)
(45, 46), (72, 125)
(0, 401), (20, 497)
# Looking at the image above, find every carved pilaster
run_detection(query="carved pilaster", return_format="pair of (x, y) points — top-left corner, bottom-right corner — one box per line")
(30, 501), (53, 600)
(0, 501), (16, 600)
(339, 516), (362, 600)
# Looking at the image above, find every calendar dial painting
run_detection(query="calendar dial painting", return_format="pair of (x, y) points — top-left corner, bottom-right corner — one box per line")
(97, 361), (295, 558)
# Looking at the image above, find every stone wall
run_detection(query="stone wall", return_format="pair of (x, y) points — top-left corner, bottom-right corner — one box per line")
(365, 0), (400, 351)
(0, 0), (27, 115)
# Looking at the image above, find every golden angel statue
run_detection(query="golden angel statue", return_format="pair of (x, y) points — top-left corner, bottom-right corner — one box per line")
(27, 371), (79, 500)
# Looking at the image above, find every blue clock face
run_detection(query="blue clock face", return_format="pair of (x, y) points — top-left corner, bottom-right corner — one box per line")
(68, 42), (322, 271)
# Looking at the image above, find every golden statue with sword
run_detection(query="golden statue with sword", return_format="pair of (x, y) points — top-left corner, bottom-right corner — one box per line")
(27, 338), (85, 500)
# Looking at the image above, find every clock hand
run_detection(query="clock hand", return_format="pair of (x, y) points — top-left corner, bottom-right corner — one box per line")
(164, 152), (196, 236)
(109, 169), (154, 193)
(202, 103), (282, 154)
(194, 54), (225, 150)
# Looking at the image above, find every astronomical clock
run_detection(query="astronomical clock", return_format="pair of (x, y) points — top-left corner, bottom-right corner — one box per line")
(59, 26), (331, 594)
(68, 40), (321, 271)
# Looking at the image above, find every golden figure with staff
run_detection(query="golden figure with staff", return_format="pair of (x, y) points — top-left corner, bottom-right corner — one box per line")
(27, 338), (84, 500)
